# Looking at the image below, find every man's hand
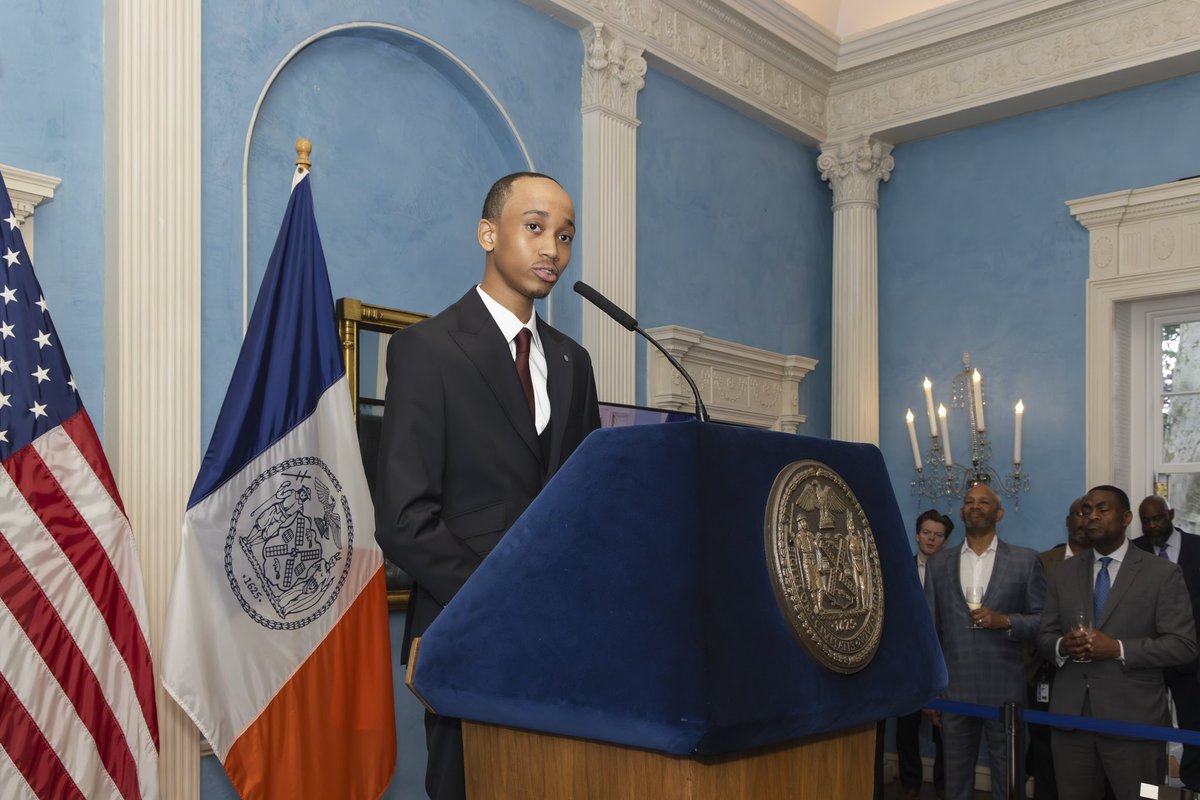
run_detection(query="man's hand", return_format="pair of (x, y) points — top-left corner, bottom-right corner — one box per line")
(1087, 630), (1121, 661)
(969, 605), (1010, 630)
(922, 709), (941, 728)
(1060, 627), (1092, 660)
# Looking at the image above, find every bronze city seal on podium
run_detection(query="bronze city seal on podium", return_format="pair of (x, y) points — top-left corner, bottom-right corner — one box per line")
(765, 460), (885, 674)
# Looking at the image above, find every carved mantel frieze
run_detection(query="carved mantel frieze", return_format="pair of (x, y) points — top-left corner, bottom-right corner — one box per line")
(817, 137), (894, 208)
(644, 325), (818, 432)
(0, 163), (61, 262)
(583, 23), (648, 122)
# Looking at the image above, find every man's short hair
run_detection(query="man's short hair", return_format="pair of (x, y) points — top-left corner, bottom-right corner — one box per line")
(481, 172), (562, 220)
(915, 508), (955, 538)
(1088, 484), (1130, 512)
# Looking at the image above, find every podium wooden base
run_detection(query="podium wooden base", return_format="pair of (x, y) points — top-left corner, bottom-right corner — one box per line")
(462, 720), (874, 800)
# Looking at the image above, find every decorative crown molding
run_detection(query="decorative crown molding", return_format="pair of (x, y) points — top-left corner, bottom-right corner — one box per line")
(644, 325), (818, 432)
(524, 0), (830, 141)
(583, 23), (648, 120)
(827, 0), (1200, 140)
(817, 137), (894, 207)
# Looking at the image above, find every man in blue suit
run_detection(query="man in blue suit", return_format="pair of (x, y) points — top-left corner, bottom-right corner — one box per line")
(925, 483), (1046, 800)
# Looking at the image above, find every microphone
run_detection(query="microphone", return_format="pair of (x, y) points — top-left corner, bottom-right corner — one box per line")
(573, 281), (709, 423)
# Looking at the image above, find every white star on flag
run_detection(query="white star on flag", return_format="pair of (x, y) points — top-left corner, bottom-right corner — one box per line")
(0, 356), (10, 375)
(29, 401), (47, 419)
(3, 247), (20, 267)
(0, 392), (9, 409)
(0, 321), (12, 339)
(0, 285), (14, 303)
(3, 212), (16, 230)
(35, 295), (48, 312)
(0, 430), (7, 443)
(32, 365), (50, 383)
(34, 329), (51, 348)
(68, 376), (78, 392)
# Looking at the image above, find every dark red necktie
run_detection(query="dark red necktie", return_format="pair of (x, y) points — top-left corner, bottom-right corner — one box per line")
(514, 328), (535, 420)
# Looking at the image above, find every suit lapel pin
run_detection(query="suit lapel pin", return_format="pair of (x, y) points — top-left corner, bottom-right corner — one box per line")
(563, 354), (569, 362)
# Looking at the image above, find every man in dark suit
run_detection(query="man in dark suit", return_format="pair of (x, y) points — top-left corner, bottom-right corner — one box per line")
(375, 172), (601, 800)
(1025, 496), (1088, 800)
(1038, 485), (1197, 799)
(891, 509), (953, 800)
(925, 483), (1045, 800)
(1132, 494), (1200, 790)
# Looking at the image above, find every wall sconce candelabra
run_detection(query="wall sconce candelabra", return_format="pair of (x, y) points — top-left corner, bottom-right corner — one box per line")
(905, 353), (1030, 510)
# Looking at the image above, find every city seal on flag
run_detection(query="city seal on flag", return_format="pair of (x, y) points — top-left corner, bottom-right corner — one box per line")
(225, 456), (355, 630)
(764, 460), (884, 674)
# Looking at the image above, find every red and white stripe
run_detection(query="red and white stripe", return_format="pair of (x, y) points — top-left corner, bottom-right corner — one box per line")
(0, 409), (159, 800)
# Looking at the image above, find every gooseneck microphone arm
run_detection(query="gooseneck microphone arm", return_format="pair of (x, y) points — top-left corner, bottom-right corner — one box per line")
(573, 281), (710, 423)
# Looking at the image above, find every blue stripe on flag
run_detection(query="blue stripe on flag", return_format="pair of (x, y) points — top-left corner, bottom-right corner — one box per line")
(188, 174), (345, 508)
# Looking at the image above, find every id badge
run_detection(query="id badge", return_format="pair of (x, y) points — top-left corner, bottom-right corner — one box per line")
(1036, 680), (1050, 704)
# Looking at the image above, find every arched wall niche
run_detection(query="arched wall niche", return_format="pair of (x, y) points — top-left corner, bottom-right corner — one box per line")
(240, 23), (535, 326)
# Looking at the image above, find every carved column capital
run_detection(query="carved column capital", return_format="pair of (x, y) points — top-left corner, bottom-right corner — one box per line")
(817, 137), (894, 209)
(582, 22), (647, 123)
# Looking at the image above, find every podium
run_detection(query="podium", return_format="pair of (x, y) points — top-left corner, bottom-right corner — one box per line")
(409, 422), (946, 798)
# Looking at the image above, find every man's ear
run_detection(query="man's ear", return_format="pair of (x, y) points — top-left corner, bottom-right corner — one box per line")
(995, 506), (1005, 524)
(478, 218), (496, 252)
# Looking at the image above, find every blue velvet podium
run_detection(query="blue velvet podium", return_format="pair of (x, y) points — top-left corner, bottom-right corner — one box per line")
(409, 421), (947, 799)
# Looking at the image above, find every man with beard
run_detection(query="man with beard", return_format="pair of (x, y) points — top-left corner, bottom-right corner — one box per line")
(1132, 494), (1200, 790)
(925, 483), (1045, 799)
(1039, 486), (1197, 799)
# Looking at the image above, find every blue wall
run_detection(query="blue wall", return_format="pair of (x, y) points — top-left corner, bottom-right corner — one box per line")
(202, 0), (585, 443)
(0, 3), (106, 433)
(879, 71), (1200, 552)
(636, 69), (833, 435)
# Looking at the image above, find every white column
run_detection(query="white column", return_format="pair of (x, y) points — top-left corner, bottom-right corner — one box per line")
(817, 137), (894, 445)
(105, 1), (202, 797)
(580, 23), (645, 404)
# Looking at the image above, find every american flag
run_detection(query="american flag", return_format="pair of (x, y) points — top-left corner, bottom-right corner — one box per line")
(0, 172), (160, 799)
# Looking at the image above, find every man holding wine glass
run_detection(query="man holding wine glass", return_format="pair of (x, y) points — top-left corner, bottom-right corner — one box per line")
(925, 483), (1046, 800)
(1038, 485), (1198, 799)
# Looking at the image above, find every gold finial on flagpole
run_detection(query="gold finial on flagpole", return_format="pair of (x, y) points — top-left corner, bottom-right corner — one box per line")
(295, 137), (313, 171)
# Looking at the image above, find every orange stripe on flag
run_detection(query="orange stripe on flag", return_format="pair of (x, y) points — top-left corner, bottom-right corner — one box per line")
(223, 570), (396, 800)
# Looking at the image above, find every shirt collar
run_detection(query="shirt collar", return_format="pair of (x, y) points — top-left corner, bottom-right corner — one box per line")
(476, 285), (542, 352)
(1096, 536), (1130, 565)
(961, 536), (998, 557)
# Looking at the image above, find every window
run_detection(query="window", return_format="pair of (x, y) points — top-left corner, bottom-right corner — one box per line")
(1132, 296), (1200, 531)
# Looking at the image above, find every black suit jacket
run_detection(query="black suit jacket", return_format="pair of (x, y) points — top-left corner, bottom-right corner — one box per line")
(374, 288), (600, 657)
(1132, 527), (1200, 672)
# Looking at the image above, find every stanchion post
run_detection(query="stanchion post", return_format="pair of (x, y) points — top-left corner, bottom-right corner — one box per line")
(1003, 702), (1023, 800)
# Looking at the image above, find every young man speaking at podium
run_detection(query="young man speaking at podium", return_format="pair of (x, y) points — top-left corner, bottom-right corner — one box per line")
(375, 172), (601, 800)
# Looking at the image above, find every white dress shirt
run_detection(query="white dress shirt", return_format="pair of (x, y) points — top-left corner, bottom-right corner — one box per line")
(959, 535), (998, 598)
(476, 286), (550, 434)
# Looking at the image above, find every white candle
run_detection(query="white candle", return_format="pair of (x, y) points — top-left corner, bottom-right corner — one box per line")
(1014, 400), (1024, 464)
(923, 377), (938, 438)
(938, 404), (952, 467)
(972, 369), (986, 432)
(906, 409), (922, 470)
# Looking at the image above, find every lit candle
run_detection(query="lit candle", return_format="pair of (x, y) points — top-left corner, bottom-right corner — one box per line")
(972, 369), (986, 432)
(923, 377), (938, 438)
(906, 409), (922, 470)
(1014, 400), (1024, 464)
(938, 404), (952, 467)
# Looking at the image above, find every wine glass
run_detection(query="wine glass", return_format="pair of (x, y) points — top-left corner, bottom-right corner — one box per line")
(1071, 610), (1093, 663)
(965, 585), (984, 628)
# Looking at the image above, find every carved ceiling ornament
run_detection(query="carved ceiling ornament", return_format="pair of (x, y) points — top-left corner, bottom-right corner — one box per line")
(817, 137), (895, 208)
(582, 23), (648, 120)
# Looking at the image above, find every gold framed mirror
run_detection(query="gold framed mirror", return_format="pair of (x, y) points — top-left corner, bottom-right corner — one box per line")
(336, 297), (428, 610)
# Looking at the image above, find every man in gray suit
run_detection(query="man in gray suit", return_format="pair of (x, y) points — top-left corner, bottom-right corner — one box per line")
(926, 483), (1046, 800)
(1039, 485), (1197, 799)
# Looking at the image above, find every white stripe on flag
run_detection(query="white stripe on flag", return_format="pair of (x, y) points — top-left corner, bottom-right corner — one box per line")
(0, 599), (121, 799)
(34, 427), (152, 643)
(0, 466), (158, 795)
(163, 376), (381, 759)
(0, 739), (38, 800)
